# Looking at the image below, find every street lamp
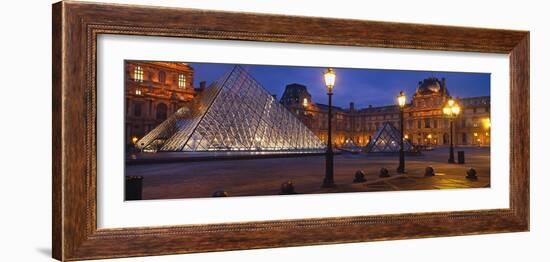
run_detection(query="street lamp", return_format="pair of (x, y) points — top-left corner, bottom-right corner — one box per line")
(322, 68), (336, 188)
(397, 91), (406, 173)
(443, 98), (461, 163)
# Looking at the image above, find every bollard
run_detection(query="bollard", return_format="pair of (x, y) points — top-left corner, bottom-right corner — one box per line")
(280, 181), (296, 194)
(379, 167), (390, 178)
(458, 151), (465, 164)
(466, 168), (478, 180)
(212, 190), (229, 197)
(425, 166), (435, 177)
(353, 170), (367, 183)
(125, 176), (143, 200)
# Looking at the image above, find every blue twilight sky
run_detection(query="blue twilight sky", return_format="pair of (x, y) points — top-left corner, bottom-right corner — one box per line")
(189, 62), (490, 109)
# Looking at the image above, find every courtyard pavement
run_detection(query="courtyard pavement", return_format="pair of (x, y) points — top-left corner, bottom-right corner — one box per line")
(126, 146), (490, 200)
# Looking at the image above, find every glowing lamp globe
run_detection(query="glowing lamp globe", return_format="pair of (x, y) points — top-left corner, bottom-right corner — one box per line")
(323, 68), (336, 92)
(397, 91), (406, 107)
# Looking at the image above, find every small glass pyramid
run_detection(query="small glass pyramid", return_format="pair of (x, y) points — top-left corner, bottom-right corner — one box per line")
(365, 122), (413, 153)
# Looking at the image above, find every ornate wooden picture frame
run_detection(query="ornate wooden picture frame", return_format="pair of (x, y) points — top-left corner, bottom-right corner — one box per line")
(52, 1), (529, 261)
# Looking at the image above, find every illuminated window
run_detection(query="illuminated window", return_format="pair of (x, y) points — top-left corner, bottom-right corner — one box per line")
(303, 98), (308, 107)
(134, 66), (144, 82)
(135, 88), (142, 95)
(178, 74), (186, 88)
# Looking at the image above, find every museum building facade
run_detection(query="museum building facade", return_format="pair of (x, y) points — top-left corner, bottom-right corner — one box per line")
(124, 61), (200, 146)
(281, 78), (491, 147)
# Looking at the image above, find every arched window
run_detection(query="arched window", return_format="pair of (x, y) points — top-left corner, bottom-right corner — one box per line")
(134, 66), (144, 82)
(158, 70), (166, 84)
(178, 74), (186, 88)
(156, 103), (168, 120)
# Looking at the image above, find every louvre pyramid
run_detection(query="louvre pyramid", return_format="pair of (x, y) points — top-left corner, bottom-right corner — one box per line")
(136, 66), (325, 152)
(365, 122), (413, 153)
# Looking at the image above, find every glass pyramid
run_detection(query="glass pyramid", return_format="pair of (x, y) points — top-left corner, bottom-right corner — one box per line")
(365, 122), (413, 153)
(136, 66), (325, 152)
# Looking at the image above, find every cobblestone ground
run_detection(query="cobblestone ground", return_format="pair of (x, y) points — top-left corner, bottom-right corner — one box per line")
(126, 146), (490, 200)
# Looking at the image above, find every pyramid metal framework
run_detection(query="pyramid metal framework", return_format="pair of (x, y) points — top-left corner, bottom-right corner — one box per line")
(136, 66), (325, 152)
(365, 122), (413, 153)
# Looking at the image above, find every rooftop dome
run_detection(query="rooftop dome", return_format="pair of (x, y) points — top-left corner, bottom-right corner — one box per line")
(416, 77), (449, 96)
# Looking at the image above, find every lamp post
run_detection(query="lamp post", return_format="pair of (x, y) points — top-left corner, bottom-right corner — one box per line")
(397, 91), (406, 173)
(322, 68), (336, 188)
(443, 99), (461, 163)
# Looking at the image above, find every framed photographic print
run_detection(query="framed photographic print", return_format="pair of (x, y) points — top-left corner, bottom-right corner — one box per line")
(52, 1), (529, 261)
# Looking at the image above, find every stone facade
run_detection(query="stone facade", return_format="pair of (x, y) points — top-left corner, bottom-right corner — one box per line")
(125, 61), (198, 146)
(281, 77), (491, 147)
